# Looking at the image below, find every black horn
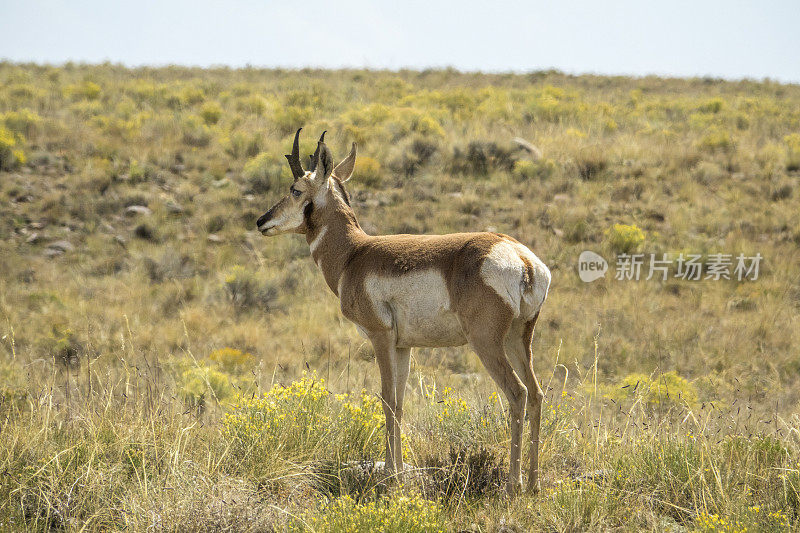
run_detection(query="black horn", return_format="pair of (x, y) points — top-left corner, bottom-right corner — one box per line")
(309, 131), (327, 171)
(284, 128), (305, 179)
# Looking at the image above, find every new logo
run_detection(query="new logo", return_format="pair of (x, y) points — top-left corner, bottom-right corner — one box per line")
(578, 251), (608, 282)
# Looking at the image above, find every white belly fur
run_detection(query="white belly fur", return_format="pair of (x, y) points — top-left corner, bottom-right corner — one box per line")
(364, 269), (467, 348)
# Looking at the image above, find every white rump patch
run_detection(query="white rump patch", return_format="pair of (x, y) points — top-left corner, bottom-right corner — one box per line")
(364, 269), (466, 348)
(480, 240), (551, 319)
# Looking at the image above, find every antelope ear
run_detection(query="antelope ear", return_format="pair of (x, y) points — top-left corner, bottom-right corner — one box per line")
(332, 143), (357, 182)
(314, 142), (334, 181)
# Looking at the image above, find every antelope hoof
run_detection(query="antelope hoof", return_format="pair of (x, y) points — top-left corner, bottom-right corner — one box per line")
(506, 479), (523, 496)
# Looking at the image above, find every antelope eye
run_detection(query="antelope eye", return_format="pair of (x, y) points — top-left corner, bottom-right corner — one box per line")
(290, 187), (302, 198)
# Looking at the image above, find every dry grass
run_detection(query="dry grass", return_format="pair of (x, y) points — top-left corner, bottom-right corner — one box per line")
(1, 62), (799, 531)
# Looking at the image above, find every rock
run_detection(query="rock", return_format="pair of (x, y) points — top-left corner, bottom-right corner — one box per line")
(114, 235), (128, 247)
(125, 205), (152, 216)
(29, 222), (45, 230)
(553, 193), (571, 203)
(25, 232), (40, 244)
(165, 201), (184, 214)
(513, 137), (543, 160)
(47, 240), (74, 253)
(207, 234), (223, 243)
(44, 248), (64, 258)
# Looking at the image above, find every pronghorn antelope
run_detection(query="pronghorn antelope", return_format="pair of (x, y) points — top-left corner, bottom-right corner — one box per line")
(256, 129), (551, 495)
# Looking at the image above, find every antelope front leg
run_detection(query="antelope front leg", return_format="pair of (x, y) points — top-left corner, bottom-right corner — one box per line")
(370, 331), (401, 476)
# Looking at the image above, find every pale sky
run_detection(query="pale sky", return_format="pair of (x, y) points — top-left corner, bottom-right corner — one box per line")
(2, 0), (798, 82)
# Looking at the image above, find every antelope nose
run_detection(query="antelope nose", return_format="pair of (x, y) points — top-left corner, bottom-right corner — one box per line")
(256, 210), (272, 229)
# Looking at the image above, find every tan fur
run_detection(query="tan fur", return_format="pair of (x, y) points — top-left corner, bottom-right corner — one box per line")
(258, 137), (551, 495)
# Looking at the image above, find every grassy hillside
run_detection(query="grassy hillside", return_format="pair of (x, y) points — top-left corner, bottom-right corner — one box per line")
(1, 62), (799, 531)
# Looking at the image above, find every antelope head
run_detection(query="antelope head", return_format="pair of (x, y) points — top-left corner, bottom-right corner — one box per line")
(256, 128), (356, 236)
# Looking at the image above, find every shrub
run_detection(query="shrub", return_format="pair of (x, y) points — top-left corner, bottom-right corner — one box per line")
(242, 152), (284, 194)
(421, 445), (505, 501)
(697, 97), (725, 114)
(784, 133), (800, 172)
(236, 94), (267, 116)
(575, 148), (609, 180)
(127, 158), (155, 183)
(312, 460), (387, 502)
(200, 101), (223, 125)
(222, 375), (384, 466)
(605, 223), (645, 253)
(354, 156), (382, 187)
(513, 158), (556, 180)
(7, 83), (45, 101)
(302, 494), (445, 533)
(179, 86), (205, 106)
(2, 108), (41, 138)
(607, 371), (698, 410)
(524, 85), (584, 123)
(45, 324), (83, 367)
(223, 265), (278, 312)
(389, 137), (439, 178)
(143, 251), (195, 282)
(65, 81), (102, 101)
(271, 104), (313, 136)
(179, 365), (235, 409)
(181, 115), (212, 147)
(334, 390), (386, 458)
(451, 141), (517, 175)
(694, 507), (789, 532)
(416, 388), (506, 446)
(563, 214), (593, 243)
(697, 126), (734, 152)
(411, 114), (445, 138)
(0, 126), (25, 170)
(205, 213), (226, 233)
(133, 223), (157, 241)
(166, 86), (205, 109)
(603, 118), (619, 133)
(222, 131), (262, 159)
(208, 347), (255, 374)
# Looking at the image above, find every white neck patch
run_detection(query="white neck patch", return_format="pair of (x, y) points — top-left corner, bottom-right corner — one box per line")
(309, 226), (328, 256)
